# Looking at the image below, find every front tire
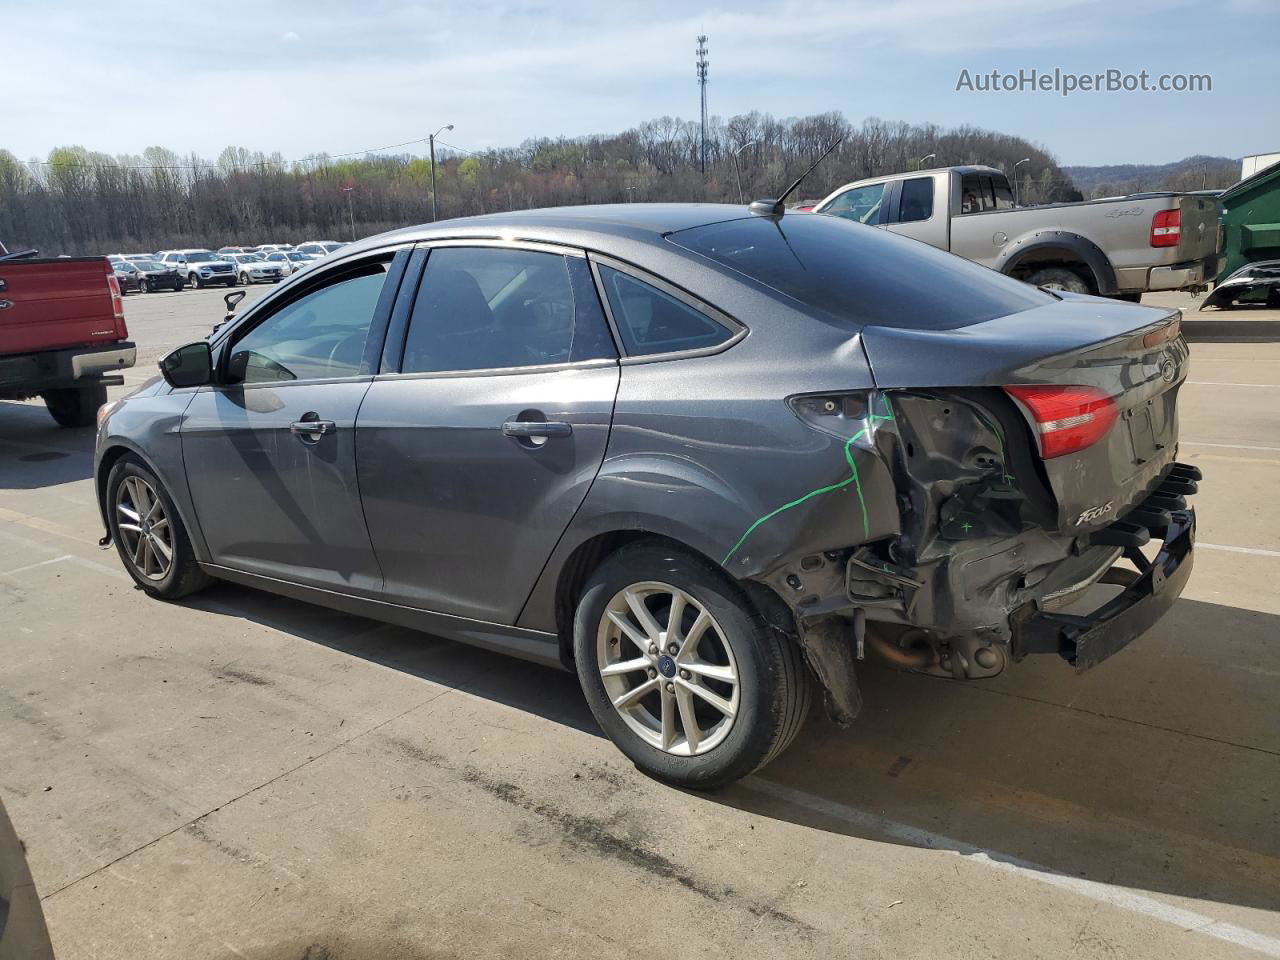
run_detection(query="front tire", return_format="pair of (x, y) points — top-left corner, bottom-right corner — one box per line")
(42, 384), (107, 428)
(188, 273), (201, 289)
(238, 271), (249, 285)
(106, 456), (211, 599)
(574, 540), (812, 790)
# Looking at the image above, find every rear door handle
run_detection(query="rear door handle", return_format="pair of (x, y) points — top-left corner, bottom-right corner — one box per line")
(501, 420), (572, 439)
(290, 418), (335, 438)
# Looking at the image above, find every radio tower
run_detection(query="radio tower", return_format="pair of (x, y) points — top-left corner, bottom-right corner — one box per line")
(696, 35), (709, 176)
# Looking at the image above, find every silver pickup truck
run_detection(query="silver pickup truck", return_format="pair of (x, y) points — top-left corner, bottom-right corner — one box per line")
(811, 165), (1219, 299)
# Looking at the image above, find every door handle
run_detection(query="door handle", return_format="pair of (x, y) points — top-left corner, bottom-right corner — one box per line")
(501, 420), (572, 439)
(290, 418), (335, 438)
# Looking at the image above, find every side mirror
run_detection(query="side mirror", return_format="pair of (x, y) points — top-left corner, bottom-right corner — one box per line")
(158, 341), (213, 388)
(224, 289), (246, 319)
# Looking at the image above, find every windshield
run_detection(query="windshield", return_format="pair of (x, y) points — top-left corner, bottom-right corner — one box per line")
(186, 252), (217, 263)
(135, 260), (164, 270)
(667, 214), (1051, 330)
(286, 252), (308, 261)
(321, 243), (343, 252)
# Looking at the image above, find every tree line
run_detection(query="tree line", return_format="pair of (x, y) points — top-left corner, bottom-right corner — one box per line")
(1, 111), (1090, 256)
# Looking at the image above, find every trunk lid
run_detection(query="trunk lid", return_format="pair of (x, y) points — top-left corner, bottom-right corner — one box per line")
(1176, 194), (1220, 261)
(862, 294), (1187, 532)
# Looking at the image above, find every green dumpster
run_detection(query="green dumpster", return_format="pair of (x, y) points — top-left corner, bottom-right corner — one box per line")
(1217, 160), (1280, 281)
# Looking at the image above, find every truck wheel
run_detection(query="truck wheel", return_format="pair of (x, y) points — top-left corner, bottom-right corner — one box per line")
(1026, 267), (1091, 295)
(42, 384), (107, 428)
(106, 455), (212, 600)
(574, 539), (812, 790)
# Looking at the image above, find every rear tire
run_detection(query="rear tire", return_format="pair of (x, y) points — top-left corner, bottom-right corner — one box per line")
(106, 455), (212, 600)
(42, 384), (107, 428)
(1026, 266), (1091, 295)
(573, 540), (812, 790)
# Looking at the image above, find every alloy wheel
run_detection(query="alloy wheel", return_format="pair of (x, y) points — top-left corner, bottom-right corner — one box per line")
(596, 581), (740, 756)
(115, 475), (174, 581)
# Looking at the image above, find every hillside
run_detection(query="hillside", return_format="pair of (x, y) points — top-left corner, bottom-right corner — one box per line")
(1063, 155), (1239, 196)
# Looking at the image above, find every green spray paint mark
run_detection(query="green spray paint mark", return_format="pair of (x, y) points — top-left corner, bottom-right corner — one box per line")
(721, 398), (895, 566)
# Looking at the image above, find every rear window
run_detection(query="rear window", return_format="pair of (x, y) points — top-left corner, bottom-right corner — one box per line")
(667, 214), (1050, 331)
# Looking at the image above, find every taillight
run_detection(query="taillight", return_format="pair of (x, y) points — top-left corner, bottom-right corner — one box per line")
(1004, 385), (1118, 459)
(105, 269), (127, 337)
(1151, 208), (1181, 247)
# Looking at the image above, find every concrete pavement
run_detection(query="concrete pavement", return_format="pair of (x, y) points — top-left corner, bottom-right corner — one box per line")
(0, 288), (1276, 959)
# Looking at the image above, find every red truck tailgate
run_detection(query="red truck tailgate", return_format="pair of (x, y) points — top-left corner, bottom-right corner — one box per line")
(0, 257), (127, 355)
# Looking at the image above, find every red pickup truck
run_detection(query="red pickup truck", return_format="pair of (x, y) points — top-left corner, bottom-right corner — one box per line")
(0, 241), (136, 427)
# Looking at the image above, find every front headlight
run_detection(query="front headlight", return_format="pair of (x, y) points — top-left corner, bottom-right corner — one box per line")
(96, 399), (122, 430)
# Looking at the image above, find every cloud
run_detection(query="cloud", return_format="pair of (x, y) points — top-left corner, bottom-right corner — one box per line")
(0, 0), (1274, 165)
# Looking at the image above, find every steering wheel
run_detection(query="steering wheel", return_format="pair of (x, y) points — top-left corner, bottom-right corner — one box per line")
(326, 332), (367, 373)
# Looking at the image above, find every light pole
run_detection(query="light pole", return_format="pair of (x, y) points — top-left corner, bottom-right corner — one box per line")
(733, 140), (757, 204)
(1013, 157), (1031, 206)
(918, 152), (936, 170)
(428, 123), (454, 222)
(341, 185), (355, 241)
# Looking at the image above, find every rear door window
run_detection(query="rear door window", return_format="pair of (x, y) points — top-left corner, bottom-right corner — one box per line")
(399, 247), (616, 374)
(992, 178), (1016, 209)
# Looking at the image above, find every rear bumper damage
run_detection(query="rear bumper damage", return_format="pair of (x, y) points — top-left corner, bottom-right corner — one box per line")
(774, 443), (1199, 724)
(1014, 480), (1196, 671)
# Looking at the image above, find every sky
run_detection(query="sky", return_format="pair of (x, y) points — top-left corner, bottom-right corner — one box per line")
(1, 0), (1276, 169)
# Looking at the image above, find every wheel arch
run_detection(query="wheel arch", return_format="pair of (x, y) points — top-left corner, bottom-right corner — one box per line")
(996, 231), (1118, 295)
(530, 526), (798, 669)
(95, 439), (209, 561)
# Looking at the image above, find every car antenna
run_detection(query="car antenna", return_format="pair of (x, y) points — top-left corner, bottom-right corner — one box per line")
(749, 137), (844, 217)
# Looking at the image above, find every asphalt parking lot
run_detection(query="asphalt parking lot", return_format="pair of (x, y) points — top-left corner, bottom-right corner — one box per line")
(1, 286), (1277, 959)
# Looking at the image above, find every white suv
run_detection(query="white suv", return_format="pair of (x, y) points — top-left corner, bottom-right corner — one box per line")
(156, 249), (238, 289)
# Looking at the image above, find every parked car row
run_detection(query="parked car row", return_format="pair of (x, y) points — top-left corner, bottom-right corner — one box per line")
(106, 241), (346, 293)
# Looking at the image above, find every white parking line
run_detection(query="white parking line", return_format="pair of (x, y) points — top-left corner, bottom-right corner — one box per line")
(743, 778), (1280, 958)
(1197, 542), (1280, 559)
(0, 527), (130, 581)
(1187, 380), (1280, 388)
(1182, 440), (1280, 452)
(0, 555), (72, 577)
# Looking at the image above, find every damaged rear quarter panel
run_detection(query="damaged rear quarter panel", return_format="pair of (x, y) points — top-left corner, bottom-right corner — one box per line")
(516, 303), (899, 634)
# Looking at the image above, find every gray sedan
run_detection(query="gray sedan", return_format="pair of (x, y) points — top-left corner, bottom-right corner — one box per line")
(94, 204), (1199, 788)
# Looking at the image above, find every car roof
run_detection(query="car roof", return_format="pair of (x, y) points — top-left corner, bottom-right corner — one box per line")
(339, 203), (757, 261)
